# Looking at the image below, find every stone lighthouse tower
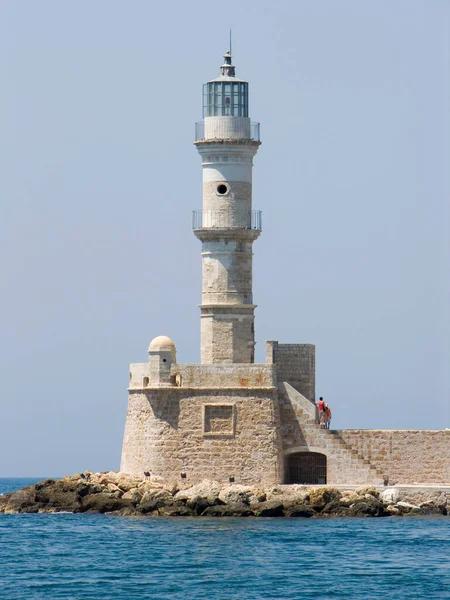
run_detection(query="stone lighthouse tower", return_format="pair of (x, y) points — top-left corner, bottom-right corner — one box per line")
(193, 49), (261, 364)
(120, 47), (395, 490)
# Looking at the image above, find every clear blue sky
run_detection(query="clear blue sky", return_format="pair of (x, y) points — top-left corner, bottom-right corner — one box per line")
(0, 0), (448, 476)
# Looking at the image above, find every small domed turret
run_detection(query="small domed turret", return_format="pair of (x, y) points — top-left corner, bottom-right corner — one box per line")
(148, 336), (176, 386)
(148, 336), (176, 351)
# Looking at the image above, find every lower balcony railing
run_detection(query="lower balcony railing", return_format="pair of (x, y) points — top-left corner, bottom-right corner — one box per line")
(192, 210), (262, 231)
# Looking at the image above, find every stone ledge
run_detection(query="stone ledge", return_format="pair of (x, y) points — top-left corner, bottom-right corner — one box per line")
(194, 139), (261, 147)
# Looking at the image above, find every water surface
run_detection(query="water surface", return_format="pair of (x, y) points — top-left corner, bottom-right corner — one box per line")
(1, 479), (449, 599)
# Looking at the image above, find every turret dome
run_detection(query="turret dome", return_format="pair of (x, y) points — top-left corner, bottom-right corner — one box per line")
(148, 336), (176, 351)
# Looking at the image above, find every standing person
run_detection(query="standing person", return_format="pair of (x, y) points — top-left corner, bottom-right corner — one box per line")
(317, 397), (325, 426)
(324, 404), (332, 430)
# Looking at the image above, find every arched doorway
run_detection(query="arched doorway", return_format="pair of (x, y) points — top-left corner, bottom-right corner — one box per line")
(286, 452), (327, 484)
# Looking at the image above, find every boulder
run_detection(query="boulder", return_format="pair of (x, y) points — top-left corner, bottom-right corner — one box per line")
(321, 500), (350, 517)
(386, 505), (401, 516)
(138, 489), (174, 513)
(158, 505), (195, 517)
(78, 482), (104, 496)
(109, 472), (144, 492)
(98, 472), (116, 486)
(75, 482), (100, 498)
(174, 480), (221, 509)
(200, 505), (229, 517)
(121, 488), (143, 505)
(201, 503), (254, 517)
(419, 502), (447, 516)
(265, 485), (309, 505)
(395, 501), (420, 515)
(284, 503), (314, 518)
(81, 492), (128, 514)
(35, 481), (81, 512)
(355, 486), (380, 498)
(339, 491), (360, 507)
(35, 478), (56, 490)
(309, 487), (342, 510)
(249, 491), (267, 508)
(106, 483), (123, 495)
(380, 488), (400, 504)
(163, 482), (179, 496)
(348, 497), (389, 517)
(253, 501), (284, 517)
(397, 489), (448, 509)
(137, 482), (165, 496)
(0, 493), (11, 512)
(4, 488), (39, 514)
(113, 506), (140, 516)
(218, 485), (254, 506)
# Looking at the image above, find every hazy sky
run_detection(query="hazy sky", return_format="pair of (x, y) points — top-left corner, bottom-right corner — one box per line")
(1, 0), (448, 476)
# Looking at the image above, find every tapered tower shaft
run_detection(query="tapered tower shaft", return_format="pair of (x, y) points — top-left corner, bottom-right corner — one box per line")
(193, 50), (261, 364)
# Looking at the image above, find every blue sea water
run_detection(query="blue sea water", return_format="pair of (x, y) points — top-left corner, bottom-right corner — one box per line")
(0, 479), (449, 600)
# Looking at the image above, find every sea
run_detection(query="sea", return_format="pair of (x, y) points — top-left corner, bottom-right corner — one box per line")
(0, 478), (449, 600)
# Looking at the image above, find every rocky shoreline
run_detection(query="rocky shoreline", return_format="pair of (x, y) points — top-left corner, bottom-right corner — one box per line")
(1, 472), (449, 518)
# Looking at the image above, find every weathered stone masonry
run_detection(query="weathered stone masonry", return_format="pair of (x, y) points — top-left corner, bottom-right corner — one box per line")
(335, 430), (450, 485)
(120, 50), (449, 489)
(121, 372), (282, 486)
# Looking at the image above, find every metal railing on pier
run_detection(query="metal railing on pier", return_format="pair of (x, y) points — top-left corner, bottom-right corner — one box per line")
(192, 210), (262, 231)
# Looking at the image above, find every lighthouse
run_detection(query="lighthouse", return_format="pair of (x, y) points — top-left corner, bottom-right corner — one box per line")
(119, 45), (433, 490)
(193, 49), (261, 364)
(122, 48), (324, 488)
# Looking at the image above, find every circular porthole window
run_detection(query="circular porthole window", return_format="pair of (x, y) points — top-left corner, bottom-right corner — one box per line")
(217, 184), (228, 195)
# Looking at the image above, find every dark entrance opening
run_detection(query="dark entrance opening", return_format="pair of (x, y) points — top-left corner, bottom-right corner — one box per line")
(286, 452), (327, 485)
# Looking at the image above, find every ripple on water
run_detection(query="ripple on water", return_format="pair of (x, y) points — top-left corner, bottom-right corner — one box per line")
(0, 514), (449, 599)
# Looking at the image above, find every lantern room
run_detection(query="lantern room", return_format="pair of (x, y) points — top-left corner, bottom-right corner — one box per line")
(202, 51), (249, 118)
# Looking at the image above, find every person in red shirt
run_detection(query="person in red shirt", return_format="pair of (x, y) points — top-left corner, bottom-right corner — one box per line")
(317, 397), (325, 426)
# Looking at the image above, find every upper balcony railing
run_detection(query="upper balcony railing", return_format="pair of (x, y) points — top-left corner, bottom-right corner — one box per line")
(195, 120), (260, 143)
(192, 209), (262, 231)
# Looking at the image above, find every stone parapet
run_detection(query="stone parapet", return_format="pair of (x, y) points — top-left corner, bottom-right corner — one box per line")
(129, 362), (150, 389)
(335, 430), (450, 485)
(129, 362), (277, 390)
(172, 363), (276, 389)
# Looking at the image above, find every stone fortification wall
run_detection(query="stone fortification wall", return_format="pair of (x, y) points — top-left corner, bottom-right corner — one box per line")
(121, 387), (282, 488)
(335, 430), (450, 485)
(172, 363), (276, 389)
(129, 363), (276, 390)
(129, 363), (149, 389)
(266, 341), (315, 401)
(277, 383), (383, 485)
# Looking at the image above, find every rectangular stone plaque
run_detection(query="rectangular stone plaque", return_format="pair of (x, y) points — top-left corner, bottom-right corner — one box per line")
(203, 404), (235, 436)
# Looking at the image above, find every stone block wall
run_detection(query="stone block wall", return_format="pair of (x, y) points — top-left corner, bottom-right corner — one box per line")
(200, 310), (255, 363)
(124, 355), (449, 487)
(120, 387), (282, 487)
(277, 383), (383, 485)
(335, 430), (450, 485)
(266, 341), (315, 401)
(129, 363), (149, 389)
(172, 363), (276, 389)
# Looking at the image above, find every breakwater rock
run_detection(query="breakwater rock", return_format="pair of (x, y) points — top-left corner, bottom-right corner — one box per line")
(1, 473), (449, 517)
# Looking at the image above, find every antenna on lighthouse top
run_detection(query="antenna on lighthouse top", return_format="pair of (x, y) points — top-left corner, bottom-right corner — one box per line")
(220, 31), (235, 76)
